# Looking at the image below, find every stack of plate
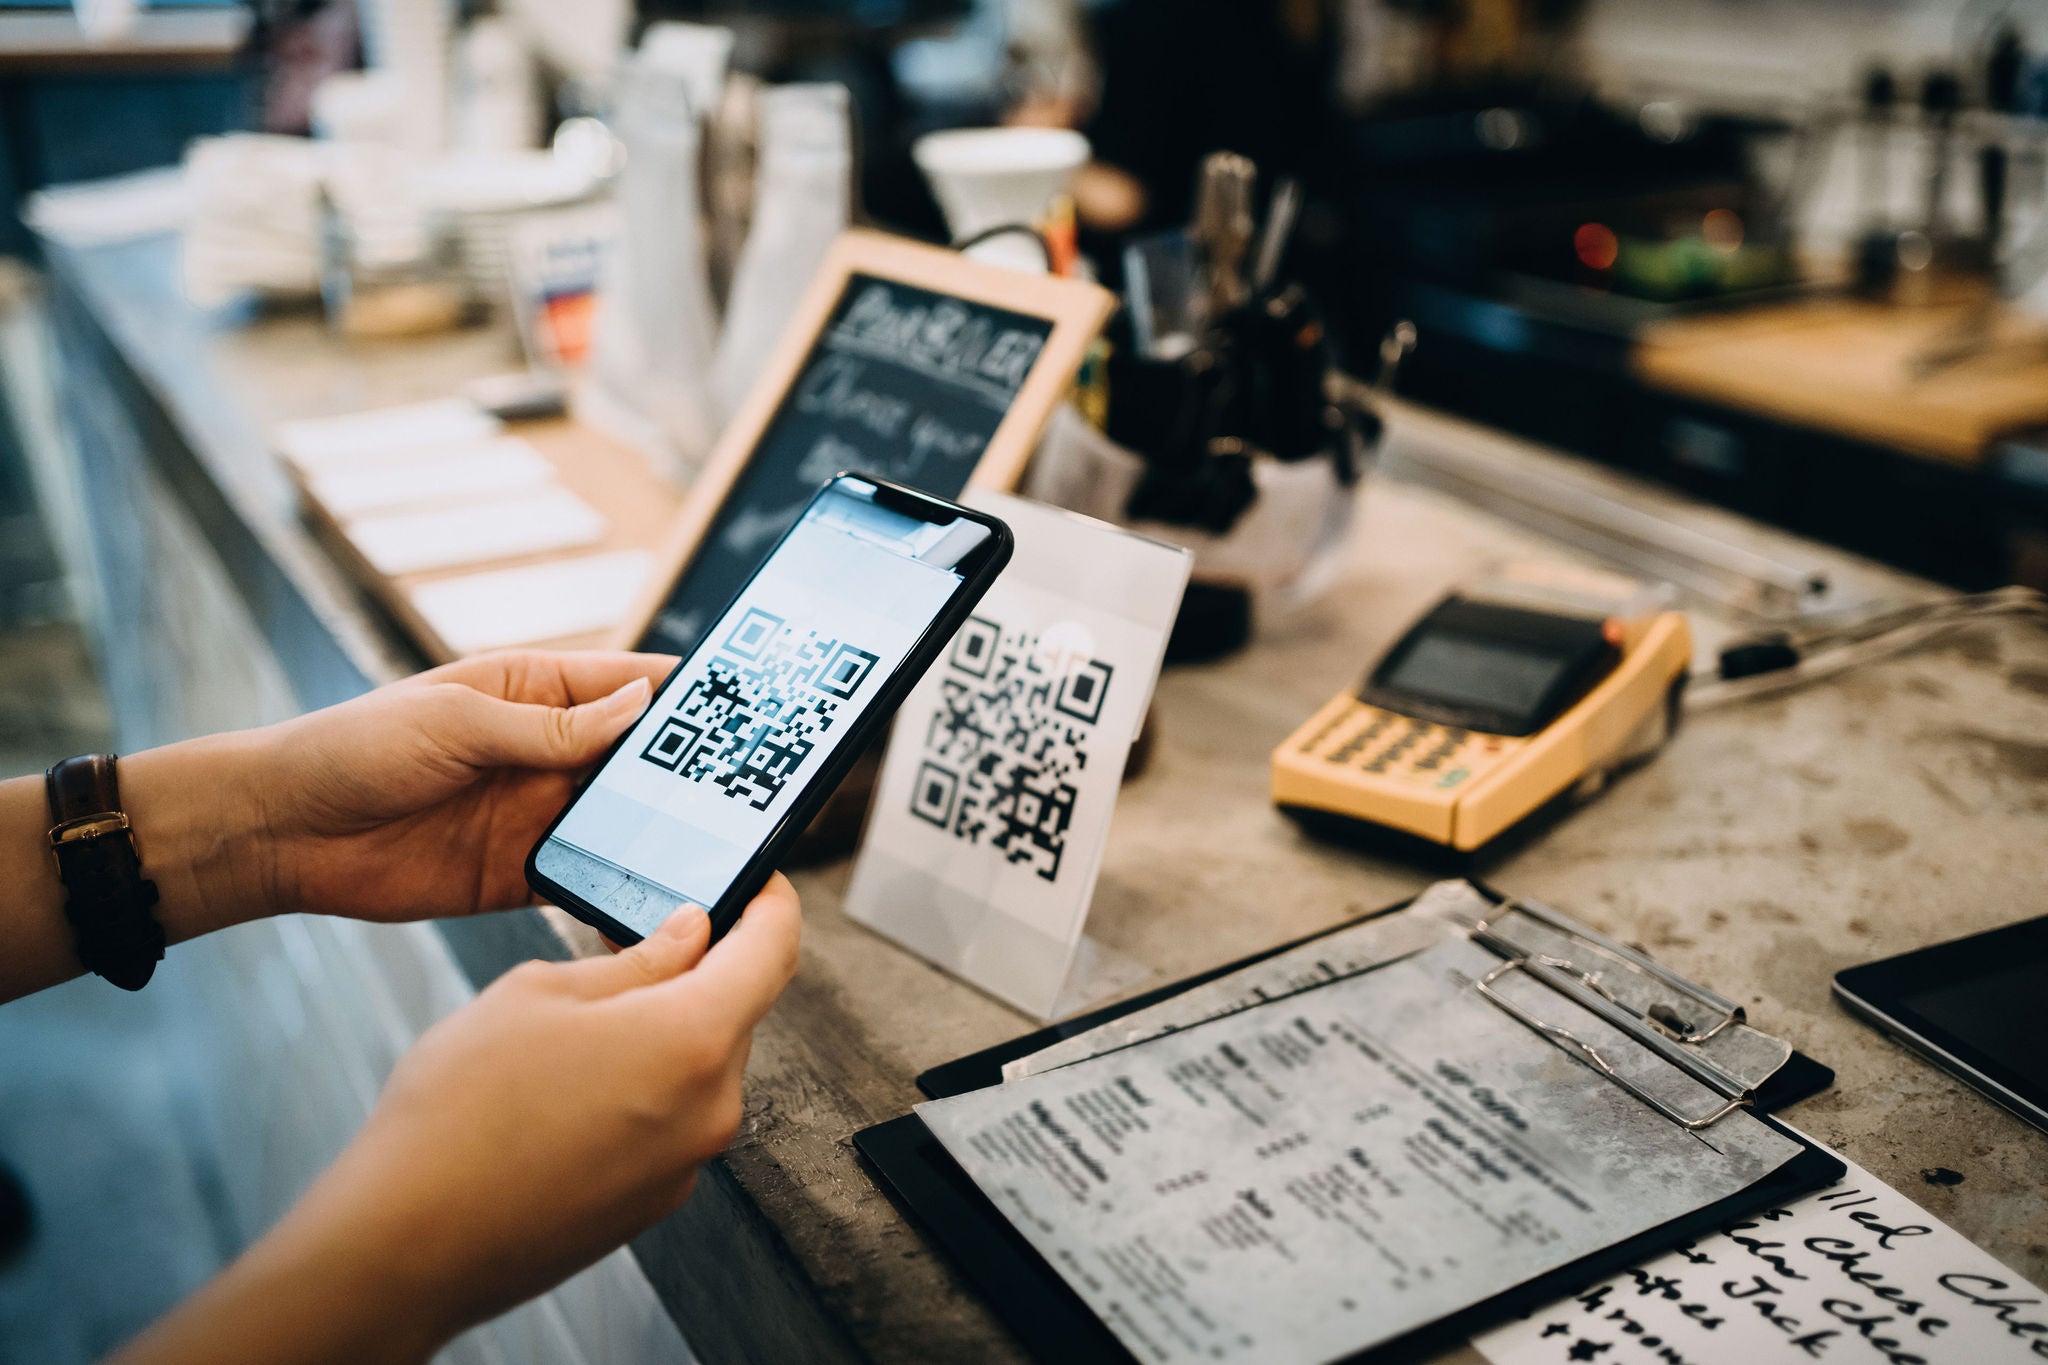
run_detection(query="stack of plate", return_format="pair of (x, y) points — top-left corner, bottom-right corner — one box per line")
(420, 151), (604, 313)
(180, 135), (328, 308)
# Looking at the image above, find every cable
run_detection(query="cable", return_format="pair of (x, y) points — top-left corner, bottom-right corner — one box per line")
(1685, 587), (2048, 710)
(948, 223), (1054, 270)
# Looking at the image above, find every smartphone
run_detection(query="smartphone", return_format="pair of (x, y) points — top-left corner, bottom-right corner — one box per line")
(527, 474), (1011, 944)
(1833, 915), (2048, 1136)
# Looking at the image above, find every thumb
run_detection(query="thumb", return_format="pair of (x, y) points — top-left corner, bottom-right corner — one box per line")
(550, 907), (712, 998)
(445, 675), (651, 771)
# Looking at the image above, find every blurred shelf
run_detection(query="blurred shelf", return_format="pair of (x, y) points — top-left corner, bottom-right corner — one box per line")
(0, 8), (248, 74)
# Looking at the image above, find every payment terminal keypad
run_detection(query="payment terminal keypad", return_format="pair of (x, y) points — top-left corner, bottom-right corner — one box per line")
(1311, 703), (1516, 791)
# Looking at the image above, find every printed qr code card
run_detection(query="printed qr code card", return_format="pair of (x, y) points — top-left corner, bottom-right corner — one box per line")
(844, 490), (1191, 1020)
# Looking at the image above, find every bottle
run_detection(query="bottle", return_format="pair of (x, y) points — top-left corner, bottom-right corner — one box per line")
(356, 0), (451, 158)
(712, 83), (853, 428)
(452, 17), (541, 154)
(587, 47), (724, 484)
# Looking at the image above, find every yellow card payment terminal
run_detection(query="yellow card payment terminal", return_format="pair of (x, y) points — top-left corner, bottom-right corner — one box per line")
(1273, 567), (1692, 852)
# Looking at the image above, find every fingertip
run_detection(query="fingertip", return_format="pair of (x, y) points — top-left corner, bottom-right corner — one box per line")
(720, 876), (802, 983)
(655, 904), (711, 943)
(602, 675), (652, 716)
(603, 905), (711, 984)
(552, 676), (651, 765)
(761, 874), (803, 937)
(601, 907), (703, 955)
(755, 871), (801, 914)
(653, 905), (714, 969)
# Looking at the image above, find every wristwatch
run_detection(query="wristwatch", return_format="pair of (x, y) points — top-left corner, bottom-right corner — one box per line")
(46, 754), (164, 990)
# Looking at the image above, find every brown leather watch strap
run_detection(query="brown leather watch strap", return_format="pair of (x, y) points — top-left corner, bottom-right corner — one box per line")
(46, 753), (121, 825)
(46, 754), (163, 991)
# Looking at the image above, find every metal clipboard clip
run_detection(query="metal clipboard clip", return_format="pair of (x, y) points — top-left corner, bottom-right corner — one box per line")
(1460, 900), (1756, 1131)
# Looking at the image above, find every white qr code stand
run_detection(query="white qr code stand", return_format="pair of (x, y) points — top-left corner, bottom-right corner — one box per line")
(844, 489), (1191, 1020)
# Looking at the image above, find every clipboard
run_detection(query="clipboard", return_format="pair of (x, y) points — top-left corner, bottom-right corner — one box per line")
(855, 884), (1841, 1364)
(915, 884), (1834, 1107)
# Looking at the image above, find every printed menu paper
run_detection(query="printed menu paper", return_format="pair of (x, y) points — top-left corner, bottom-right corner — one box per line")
(916, 936), (1814, 1364)
(844, 490), (1190, 1019)
(1472, 1135), (2048, 1365)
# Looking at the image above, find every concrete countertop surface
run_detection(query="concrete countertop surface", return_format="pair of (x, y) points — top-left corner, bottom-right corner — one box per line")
(42, 228), (2048, 1364)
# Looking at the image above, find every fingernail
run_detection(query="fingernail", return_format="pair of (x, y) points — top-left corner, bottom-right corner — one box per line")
(655, 905), (708, 938)
(603, 677), (652, 713)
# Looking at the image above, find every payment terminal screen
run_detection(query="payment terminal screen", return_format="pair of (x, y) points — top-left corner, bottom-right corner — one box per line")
(535, 480), (984, 936)
(1383, 634), (1569, 722)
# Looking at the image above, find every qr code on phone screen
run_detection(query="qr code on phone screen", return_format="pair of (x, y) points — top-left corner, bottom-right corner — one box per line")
(909, 616), (1113, 881)
(638, 607), (878, 810)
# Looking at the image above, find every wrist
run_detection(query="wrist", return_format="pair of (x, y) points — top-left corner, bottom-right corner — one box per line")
(245, 1201), (456, 1364)
(119, 734), (277, 940)
(111, 1163), (454, 1365)
(260, 1130), (476, 1357)
(0, 735), (279, 1004)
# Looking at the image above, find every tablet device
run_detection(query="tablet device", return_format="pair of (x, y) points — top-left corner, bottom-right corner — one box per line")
(1833, 915), (2048, 1134)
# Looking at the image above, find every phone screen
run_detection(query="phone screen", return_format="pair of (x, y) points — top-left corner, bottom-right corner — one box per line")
(532, 477), (992, 937)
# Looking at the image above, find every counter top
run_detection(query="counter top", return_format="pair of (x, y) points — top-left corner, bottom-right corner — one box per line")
(42, 229), (2048, 1363)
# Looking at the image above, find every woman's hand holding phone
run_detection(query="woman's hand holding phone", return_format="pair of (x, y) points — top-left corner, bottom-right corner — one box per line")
(4, 649), (678, 1006)
(109, 650), (672, 939)
(112, 876), (802, 1365)
(251, 649), (679, 924)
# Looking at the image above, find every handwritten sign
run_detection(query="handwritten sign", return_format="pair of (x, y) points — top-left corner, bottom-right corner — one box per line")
(1473, 1134), (2048, 1365)
(620, 230), (1112, 657)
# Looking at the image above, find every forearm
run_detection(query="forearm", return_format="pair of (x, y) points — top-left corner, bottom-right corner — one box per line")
(105, 1177), (450, 1365)
(0, 734), (275, 1003)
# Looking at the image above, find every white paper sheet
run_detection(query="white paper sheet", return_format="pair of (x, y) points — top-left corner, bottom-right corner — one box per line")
(1002, 879), (1485, 1081)
(275, 399), (502, 469)
(305, 437), (556, 516)
(920, 936), (1808, 1365)
(1472, 1133), (2048, 1365)
(344, 487), (607, 576)
(843, 491), (1191, 1019)
(409, 550), (653, 654)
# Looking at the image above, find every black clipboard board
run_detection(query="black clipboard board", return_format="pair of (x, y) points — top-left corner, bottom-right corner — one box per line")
(855, 887), (1841, 1364)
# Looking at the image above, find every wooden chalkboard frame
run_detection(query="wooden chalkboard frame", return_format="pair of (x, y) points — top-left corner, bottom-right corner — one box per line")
(614, 227), (1116, 649)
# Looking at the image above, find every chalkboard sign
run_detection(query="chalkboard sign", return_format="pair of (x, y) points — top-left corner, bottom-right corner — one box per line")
(620, 230), (1114, 656)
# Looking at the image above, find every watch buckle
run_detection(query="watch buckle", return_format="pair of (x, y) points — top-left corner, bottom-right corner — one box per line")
(49, 811), (131, 848)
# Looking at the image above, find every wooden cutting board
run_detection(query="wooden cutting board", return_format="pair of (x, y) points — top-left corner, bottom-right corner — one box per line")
(1633, 293), (2048, 466)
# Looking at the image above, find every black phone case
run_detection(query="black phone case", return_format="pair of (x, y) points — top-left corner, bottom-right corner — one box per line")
(524, 475), (1012, 944)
